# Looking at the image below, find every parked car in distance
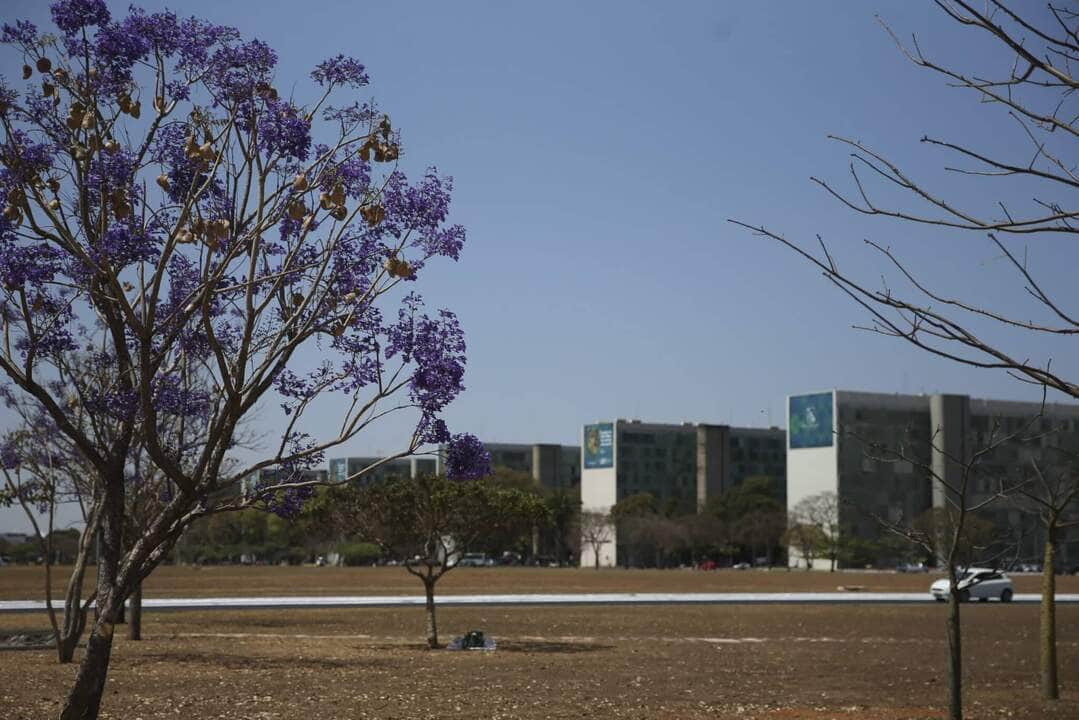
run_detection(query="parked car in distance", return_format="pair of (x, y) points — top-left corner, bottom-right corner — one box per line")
(456, 553), (496, 567)
(896, 562), (929, 573)
(732, 562), (752, 570)
(930, 567), (1013, 602)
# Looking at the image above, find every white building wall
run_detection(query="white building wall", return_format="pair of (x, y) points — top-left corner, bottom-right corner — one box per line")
(579, 422), (618, 568)
(787, 392), (839, 570)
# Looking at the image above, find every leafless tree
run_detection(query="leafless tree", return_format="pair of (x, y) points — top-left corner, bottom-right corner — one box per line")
(791, 492), (842, 571)
(1012, 440), (1079, 700)
(579, 511), (613, 569)
(731, 3), (1079, 712)
(850, 410), (1041, 720)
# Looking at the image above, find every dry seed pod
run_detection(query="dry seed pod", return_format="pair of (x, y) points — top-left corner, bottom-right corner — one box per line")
(156, 173), (170, 192)
(198, 142), (214, 161)
(117, 94), (131, 112)
(54, 68), (68, 82)
(292, 173), (308, 192)
(7, 188), (25, 206)
(36, 57), (51, 73)
(184, 135), (198, 156)
(22, 65), (32, 80)
(329, 184), (345, 206)
(73, 145), (89, 161)
(81, 113), (95, 129)
(47, 178), (60, 193)
(104, 139), (119, 154)
(113, 201), (131, 220)
(176, 229), (194, 244)
(2, 205), (19, 221)
(42, 81), (54, 97)
(87, 67), (98, 80)
(291, 293), (304, 307)
(153, 96), (165, 113)
(319, 192), (332, 210)
(47, 198), (60, 211)
(329, 205), (347, 221)
(343, 291), (358, 303)
(331, 324), (345, 337)
(383, 144), (399, 161)
(129, 101), (140, 119)
(287, 200), (305, 221)
(66, 112), (82, 130)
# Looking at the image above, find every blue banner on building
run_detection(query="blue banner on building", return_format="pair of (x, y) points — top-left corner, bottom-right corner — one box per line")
(583, 423), (614, 468)
(789, 392), (834, 448)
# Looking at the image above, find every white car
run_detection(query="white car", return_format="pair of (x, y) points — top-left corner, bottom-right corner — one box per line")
(930, 567), (1013, 603)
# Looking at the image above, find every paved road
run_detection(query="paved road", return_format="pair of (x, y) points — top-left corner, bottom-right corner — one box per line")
(3, 591), (1079, 613)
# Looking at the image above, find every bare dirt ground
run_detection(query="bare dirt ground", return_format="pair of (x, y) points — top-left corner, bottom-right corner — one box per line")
(3, 568), (1077, 719)
(2, 565), (1076, 600)
(1, 602), (1076, 719)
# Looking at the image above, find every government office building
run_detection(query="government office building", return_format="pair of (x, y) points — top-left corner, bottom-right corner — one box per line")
(579, 419), (786, 568)
(787, 390), (1079, 569)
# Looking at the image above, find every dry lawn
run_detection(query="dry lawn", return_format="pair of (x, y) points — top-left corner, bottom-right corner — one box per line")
(2, 595), (1078, 719)
(2, 565), (1077, 600)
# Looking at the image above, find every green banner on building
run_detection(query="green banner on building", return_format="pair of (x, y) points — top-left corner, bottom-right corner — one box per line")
(789, 392), (833, 449)
(584, 423), (614, 468)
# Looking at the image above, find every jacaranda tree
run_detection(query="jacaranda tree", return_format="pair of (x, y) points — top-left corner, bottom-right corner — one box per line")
(0, 2), (486, 717)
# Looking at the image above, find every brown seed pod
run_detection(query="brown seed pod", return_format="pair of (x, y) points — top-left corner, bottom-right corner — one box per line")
(291, 293), (304, 307)
(36, 57), (51, 73)
(87, 67), (98, 80)
(292, 173), (308, 192)
(287, 200), (306, 221)
(198, 142), (214, 161)
(22, 64), (32, 80)
(343, 291), (358, 303)
(329, 205), (347, 221)
(153, 96), (165, 113)
(53, 67), (68, 82)
(329, 183), (345, 206)
(2, 205), (19, 222)
(319, 192), (332, 210)
(7, 188), (25, 206)
(129, 101), (140, 119)
(156, 173), (170, 192)
(104, 139), (119, 154)
(81, 113), (95, 129)
(176, 229), (194, 244)
(358, 144), (371, 162)
(42, 81), (54, 97)
(331, 324), (346, 337)
(383, 144), (399, 161)
(113, 201), (131, 220)
(360, 204), (384, 226)
(47, 198), (61, 211)
(117, 94), (131, 112)
(47, 178), (60, 193)
(66, 111), (82, 130)
(73, 145), (89, 161)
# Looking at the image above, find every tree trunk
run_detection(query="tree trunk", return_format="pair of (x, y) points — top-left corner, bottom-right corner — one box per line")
(61, 475), (124, 719)
(1040, 525), (1058, 700)
(127, 582), (142, 641)
(60, 598), (118, 719)
(946, 580), (963, 720)
(423, 577), (439, 649)
(593, 544), (599, 570)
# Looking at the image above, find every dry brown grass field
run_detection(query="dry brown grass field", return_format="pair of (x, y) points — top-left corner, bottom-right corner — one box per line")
(2, 564), (1078, 600)
(1, 601), (1077, 719)
(2, 567), (1079, 718)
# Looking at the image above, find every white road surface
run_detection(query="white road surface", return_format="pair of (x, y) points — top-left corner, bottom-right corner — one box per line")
(2, 591), (1078, 613)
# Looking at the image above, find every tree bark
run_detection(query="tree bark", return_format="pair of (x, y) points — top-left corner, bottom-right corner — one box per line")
(61, 475), (124, 719)
(1040, 524), (1058, 700)
(423, 577), (439, 649)
(127, 582), (142, 642)
(946, 582), (963, 720)
(60, 596), (118, 719)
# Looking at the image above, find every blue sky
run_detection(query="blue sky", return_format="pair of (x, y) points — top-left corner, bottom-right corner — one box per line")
(2, 1), (1077, 531)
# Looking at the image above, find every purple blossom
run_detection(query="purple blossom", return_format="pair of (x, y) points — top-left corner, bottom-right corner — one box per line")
(445, 433), (490, 481)
(50, 0), (110, 36)
(207, 39), (277, 102)
(0, 437), (19, 470)
(1, 20), (38, 46)
(312, 55), (369, 88)
(258, 99), (311, 161)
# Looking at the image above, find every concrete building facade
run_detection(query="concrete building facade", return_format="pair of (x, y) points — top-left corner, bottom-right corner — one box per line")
(580, 419), (786, 568)
(483, 442), (581, 491)
(786, 390), (1079, 569)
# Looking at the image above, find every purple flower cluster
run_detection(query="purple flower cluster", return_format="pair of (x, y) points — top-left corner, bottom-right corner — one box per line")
(445, 433), (490, 481)
(258, 99), (311, 162)
(381, 170), (467, 262)
(312, 55), (369, 88)
(50, 0), (110, 36)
